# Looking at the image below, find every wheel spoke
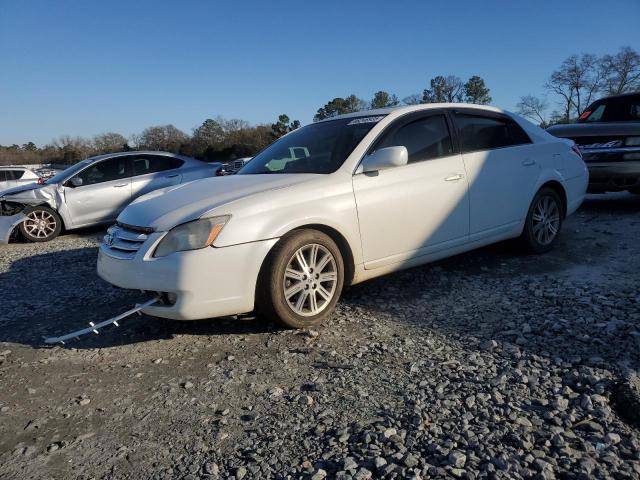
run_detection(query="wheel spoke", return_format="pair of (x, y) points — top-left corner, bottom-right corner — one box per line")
(309, 291), (319, 313)
(295, 250), (309, 271)
(285, 268), (304, 281)
(284, 282), (304, 299)
(309, 244), (319, 270)
(295, 290), (309, 312)
(318, 272), (336, 283)
(317, 284), (332, 301)
(315, 253), (332, 273)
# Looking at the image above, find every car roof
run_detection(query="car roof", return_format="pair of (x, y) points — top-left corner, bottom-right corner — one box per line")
(317, 103), (508, 123)
(0, 166), (30, 170)
(83, 151), (200, 164)
(593, 91), (640, 102)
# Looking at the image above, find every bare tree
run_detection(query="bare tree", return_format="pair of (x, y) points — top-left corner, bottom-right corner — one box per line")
(138, 125), (189, 152)
(92, 132), (128, 154)
(516, 95), (549, 127)
(422, 75), (464, 103)
(601, 46), (640, 95)
(545, 53), (604, 121)
(402, 94), (422, 105)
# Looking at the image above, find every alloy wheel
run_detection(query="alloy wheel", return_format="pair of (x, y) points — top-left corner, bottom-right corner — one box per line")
(531, 195), (560, 246)
(24, 210), (57, 239)
(282, 243), (337, 316)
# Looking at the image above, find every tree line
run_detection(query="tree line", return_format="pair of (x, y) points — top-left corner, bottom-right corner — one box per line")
(1, 46), (637, 166)
(0, 115), (299, 167)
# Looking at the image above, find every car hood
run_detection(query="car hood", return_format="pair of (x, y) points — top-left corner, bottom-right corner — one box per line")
(0, 183), (59, 205)
(118, 174), (320, 231)
(0, 183), (44, 198)
(547, 122), (640, 138)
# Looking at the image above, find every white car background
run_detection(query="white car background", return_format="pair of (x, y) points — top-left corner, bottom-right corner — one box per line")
(97, 104), (588, 329)
(0, 151), (221, 242)
(0, 167), (41, 192)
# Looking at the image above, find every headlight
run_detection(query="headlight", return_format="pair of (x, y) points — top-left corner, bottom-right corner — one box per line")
(153, 215), (230, 258)
(625, 136), (640, 146)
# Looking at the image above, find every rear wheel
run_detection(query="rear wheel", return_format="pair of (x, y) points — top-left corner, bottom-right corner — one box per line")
(257, 229), (344, 329)
(520, 187), (563, 253)
(19, 206), (62, 242)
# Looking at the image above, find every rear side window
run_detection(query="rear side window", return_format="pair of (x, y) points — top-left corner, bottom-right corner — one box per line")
(132, 156), (184, 175)
(0, 171), (6, 181)
(453, 113), (531, 153)
(1, 170), (24, 180)
(579, 95), (640, 123)
(375, 114), (454, 163)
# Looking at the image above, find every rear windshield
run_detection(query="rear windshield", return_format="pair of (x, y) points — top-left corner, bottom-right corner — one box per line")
(578, 94), (640, 123)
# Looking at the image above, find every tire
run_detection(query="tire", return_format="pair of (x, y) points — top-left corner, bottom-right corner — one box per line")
(257, 229), (344, 329)
(19, 206), (62, 242)
(519, 187), (564, 254)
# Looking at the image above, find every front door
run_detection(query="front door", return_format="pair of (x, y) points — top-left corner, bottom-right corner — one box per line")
(353, 112), (469, 269)
(63, 155), (132, 227)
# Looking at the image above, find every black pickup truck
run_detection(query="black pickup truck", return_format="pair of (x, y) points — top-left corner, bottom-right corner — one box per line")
(547, 92), (640, 193)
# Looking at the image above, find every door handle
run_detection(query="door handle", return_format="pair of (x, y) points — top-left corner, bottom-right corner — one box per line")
(522, 159), (536, 166)
(166, 173), (180, 178)
(444, 174), (464, 182)
(113, 183), (128, 188)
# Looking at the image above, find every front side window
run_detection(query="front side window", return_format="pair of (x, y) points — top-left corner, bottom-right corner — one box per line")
(74, 157), (128, 186)
(454, 113), (531, 152)
(239, 116), (383, 175)
(132, 155), (184, 175)
(374, 114), (453, 163)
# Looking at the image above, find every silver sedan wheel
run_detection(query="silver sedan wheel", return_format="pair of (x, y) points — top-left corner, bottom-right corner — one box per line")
(24, 210), (57, 239)
(531, 195), (560, 246)
(282, 243), (337, 317)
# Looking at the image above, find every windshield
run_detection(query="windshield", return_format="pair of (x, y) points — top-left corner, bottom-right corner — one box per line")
(45, 159), (94, 184)
(238, 116), (385, 175)
(578, 94), (640, 123)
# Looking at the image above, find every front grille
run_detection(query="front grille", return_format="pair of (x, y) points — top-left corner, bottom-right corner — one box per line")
(102, 224), (149, 259)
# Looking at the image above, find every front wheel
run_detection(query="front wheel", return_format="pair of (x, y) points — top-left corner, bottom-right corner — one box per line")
(257, 229), (344, 329)
(19, 206), (62, 242)
(520, 187), (564, 253)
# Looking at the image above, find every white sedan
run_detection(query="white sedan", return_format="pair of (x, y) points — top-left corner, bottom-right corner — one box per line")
(97, 104), (588, 328)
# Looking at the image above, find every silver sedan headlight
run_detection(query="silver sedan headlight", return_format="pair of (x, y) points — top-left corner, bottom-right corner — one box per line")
(153, 215), (230, 258)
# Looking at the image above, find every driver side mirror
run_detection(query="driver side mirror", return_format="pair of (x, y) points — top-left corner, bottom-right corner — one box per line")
(69, 176), (83, 187)
(357, 146), (408, 174)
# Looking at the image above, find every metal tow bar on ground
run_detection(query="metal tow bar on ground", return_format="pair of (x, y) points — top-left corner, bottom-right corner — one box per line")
(43, 297), (160, 345)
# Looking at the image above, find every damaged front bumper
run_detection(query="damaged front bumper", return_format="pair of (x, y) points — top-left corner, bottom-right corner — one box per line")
(0, 213), (27, 244)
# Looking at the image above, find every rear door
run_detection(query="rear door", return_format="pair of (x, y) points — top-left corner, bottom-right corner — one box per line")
(63, 155), (132, 226)
(353, 111), (470, 268)
(129, 155), (184, 199)
(450, 109), (538, 238)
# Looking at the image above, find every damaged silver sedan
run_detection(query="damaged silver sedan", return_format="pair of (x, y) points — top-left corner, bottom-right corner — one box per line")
(0, 151), (221, 242)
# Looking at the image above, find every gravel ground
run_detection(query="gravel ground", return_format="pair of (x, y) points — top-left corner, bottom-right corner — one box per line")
(0, 193), (639, 480)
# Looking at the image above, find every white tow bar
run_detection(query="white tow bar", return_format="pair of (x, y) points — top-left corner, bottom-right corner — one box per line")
(44, 297), (160, 345)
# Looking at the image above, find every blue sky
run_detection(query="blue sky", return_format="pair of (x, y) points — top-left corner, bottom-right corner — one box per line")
(1, 0), (639, 146)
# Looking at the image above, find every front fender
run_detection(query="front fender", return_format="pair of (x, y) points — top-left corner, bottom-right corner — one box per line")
(212, 180), (364, 265)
